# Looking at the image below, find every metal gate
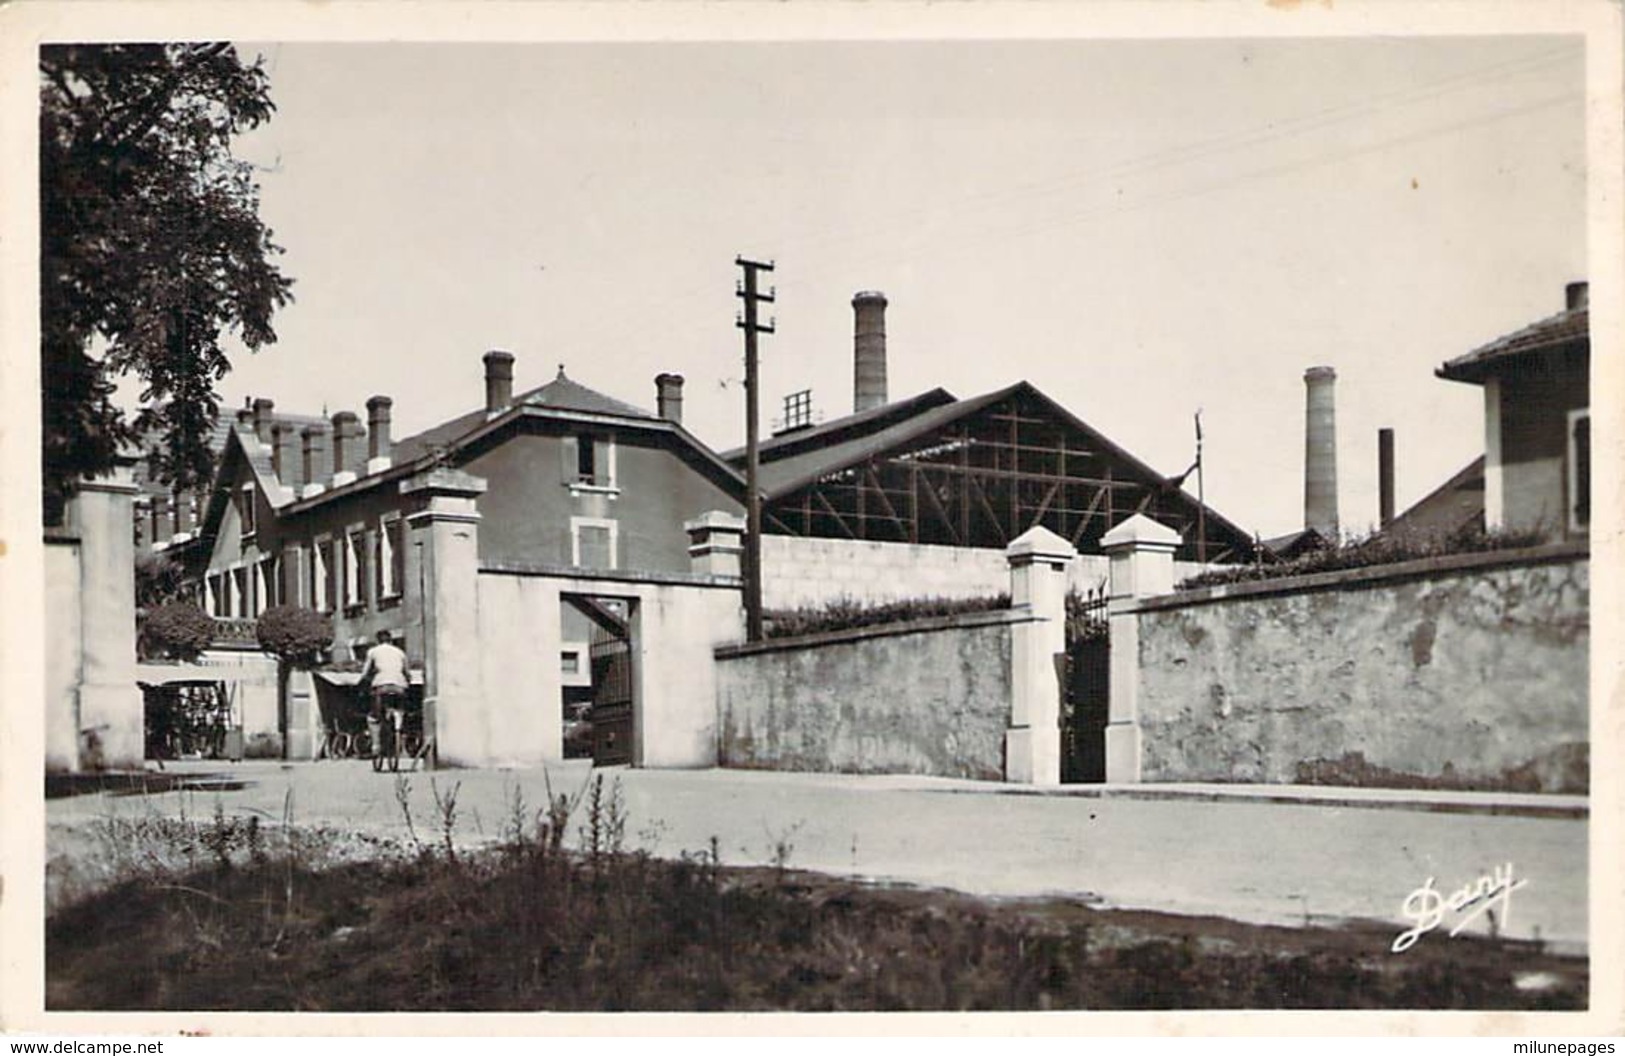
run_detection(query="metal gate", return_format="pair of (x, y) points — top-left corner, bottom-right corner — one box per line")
(576, 597), (635, 766)
(1061, 585), (1110, 783)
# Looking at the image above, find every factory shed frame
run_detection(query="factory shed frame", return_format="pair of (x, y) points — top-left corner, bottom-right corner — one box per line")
(733, 380), (1257, 564)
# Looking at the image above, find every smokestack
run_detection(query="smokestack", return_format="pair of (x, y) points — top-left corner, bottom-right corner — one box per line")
(484, 350), (515, 414)
(252, 398), (276, 445)
(655, 373), (685, 424)
(367, 395), (393, 472)
(853, 291), (888, 413)
(1566, 281), (1589, 310)
(1378, 427), (1395, 529)
(331, 411), (360, 486)
(301, 424), (328, 498)
(1304, 366), (1339, 539)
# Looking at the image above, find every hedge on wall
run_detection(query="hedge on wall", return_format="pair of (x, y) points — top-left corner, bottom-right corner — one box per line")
(255, 605), (332, 669)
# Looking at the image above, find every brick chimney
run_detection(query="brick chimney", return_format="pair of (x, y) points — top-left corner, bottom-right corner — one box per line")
(853, 291), (889, 413)
(656, 373), (685, 424)
(485, 350), (515, 414)
(367, 395), (393, 473)
(252, 398), (276, 445)
(1304, 366), (1339, 539)
(271, 421), (297, 484)
(235, 406), (254, 432)
(331, 411), (360, 487)
(1566, 281), (1589, 310)
(301, 424), (329, 498)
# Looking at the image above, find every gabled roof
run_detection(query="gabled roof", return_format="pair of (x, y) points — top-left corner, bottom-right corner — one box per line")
(1437, 303), (1589, 385)
(394, 367), (653, 465)
(1260, 528), (1330, 561)
(727, 378), (1255, 550)
(1384, 455), (1486, 537)
(718, 387), (959, 466)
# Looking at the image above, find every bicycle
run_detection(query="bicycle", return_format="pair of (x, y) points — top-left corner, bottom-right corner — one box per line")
(371, 704), (405, 773)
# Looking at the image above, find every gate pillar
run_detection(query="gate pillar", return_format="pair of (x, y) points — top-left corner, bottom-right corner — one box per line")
(1101, 514), (1180, 783)
(404, 468), (487, 767)
(1004, 526), (1076, 785)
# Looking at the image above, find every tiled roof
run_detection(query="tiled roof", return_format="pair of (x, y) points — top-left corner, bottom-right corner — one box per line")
(393, 368), (653, 465)
(1437, 305), (1589, 384)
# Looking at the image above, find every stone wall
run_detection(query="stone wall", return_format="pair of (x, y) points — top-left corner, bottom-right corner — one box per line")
(1129, 545), (1589, 791)
(715, 609), (1026, 780)
(759, 535), (1121, 609)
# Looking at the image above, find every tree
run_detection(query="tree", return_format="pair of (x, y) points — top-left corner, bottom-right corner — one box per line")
(40, 43), (293, 522)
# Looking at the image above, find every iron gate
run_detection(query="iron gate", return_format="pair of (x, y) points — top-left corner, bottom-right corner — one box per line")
(1061, 585), (1110, 783)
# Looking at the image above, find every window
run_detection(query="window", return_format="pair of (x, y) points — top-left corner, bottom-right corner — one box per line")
(344, 527), (366, 610)
(253, 560), (269, 617)
(1568, 408), (1590, 532)
(377, 516), (404, 601)
(240, 484), (256, 537)
(232, 566), (250, 618)
(313, 537), (335, 613)
(561, 651), (579, 676)
(563, 434), (616, 492)
(571, 517), (618, 570)
(205, 573), (222, 617)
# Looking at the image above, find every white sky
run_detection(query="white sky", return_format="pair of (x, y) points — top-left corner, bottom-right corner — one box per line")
(205, 34), (1586, 540)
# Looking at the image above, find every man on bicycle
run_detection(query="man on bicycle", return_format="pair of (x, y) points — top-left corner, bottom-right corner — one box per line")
(360, 629), (410, 759)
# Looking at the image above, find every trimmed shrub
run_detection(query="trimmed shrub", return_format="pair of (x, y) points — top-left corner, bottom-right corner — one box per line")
(254, 605), (332, 669)
(141, 603), (215, 662)
(763, 593), (1009, 640)
(1179, 524), (1552, 591)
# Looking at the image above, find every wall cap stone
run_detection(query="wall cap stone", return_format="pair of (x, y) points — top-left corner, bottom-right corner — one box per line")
(1006, 525), (1078, 564)
(716, 605), (1037, 659)
(1102, 513), (1181, 552)
(479, 561), (742, 591)
(1130, 539), (1589, 614)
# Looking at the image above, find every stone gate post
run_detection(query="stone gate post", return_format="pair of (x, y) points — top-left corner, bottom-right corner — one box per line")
(1101, 514), (1180, 783)
(72, 461), (144, 770)
(404, 467), (487, 767)
(1005, 525), (1077, 785)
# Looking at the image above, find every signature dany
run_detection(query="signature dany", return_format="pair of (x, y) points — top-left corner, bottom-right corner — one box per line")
(1392, 861), (1529, 953)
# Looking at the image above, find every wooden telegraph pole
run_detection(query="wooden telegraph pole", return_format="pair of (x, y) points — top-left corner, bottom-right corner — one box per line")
(736, 256), (775, 642)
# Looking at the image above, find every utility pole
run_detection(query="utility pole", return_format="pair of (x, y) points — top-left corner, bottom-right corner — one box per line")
(1195, 410), (1206, 565)
(736, 256), (775, 642)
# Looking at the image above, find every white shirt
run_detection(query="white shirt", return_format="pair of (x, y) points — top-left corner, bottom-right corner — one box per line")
(362, 642), (409, 688)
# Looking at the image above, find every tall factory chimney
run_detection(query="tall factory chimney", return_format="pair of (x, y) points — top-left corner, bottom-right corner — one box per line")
(1378, 427), (1396, 529)
(852, 290), (888, 413)
(1303, 366), (1339, 539)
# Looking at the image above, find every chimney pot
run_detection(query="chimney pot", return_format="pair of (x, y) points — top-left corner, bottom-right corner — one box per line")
(484, 350), (516, 414)
(367, 395), (394, 469)
(1566, 281), (1589, 311)
(1303, 366), (1339, 539)
(853, 290), (889, 413)
(655, 373), (685, 424)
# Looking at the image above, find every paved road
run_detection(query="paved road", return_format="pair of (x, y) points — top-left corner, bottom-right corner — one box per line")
(47, 761), (1588, 952)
